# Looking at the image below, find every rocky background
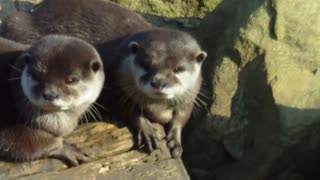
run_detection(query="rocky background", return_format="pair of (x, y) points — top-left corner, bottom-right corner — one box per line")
(1, 0), (320, 180)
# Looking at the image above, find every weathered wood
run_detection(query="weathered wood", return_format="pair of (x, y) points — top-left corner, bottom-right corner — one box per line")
(0, 122), (190, 179)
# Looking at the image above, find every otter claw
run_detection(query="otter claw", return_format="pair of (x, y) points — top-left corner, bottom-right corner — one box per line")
(51, 143), (90, 167)
(167, 139), (183, 158)
(166, 128), (183, 158)
(137, 125), (160, 153)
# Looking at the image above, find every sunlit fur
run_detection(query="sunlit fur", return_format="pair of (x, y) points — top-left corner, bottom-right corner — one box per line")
(15, 35), (105, 136)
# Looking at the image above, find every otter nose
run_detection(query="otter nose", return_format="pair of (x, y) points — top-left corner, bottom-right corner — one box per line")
(42, 92), (59, 101)
(150, 79), (167, 89)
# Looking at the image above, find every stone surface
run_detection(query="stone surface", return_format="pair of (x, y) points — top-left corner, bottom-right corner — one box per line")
(184, 0), (320, 179)
(0, 122), (190, 179)
(0, 0), (16, 21)
(110, 0), (222, 18)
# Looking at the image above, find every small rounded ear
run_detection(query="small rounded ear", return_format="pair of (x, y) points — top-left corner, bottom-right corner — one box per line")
(91, 61), (101, 73)
(128, 41), (139, 54)
(19, 53), (32, 64)
(195, 51), (207, 63)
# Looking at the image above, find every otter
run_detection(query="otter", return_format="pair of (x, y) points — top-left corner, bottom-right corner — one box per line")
(0, 0), (152, 44)
(0, 35), (105, 166)
(109, 29), (207, 157)
(0, 0), (207, 158)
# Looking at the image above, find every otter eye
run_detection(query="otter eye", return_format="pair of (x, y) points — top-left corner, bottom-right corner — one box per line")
(65, 76), (79, 84)
(173, 66), (186, 74)
(91, 61), (101, 73)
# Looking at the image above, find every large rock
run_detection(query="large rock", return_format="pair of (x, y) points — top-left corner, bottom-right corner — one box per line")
(184, 0), (320, 179)
(110, 0), (222, 18)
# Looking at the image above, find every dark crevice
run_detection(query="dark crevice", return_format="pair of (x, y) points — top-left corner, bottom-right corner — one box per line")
(267, 0), (278, 40)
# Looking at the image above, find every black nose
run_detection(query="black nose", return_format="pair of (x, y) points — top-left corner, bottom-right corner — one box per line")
(42, 93), (59, 101)
(150, 79), (167, 89)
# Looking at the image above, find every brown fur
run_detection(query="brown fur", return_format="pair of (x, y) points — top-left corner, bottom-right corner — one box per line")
(0, 0), (207, 158)
(0, 35), (105, 166)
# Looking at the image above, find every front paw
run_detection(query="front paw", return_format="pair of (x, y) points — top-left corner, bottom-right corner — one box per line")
(137, 120), (160, 153)
(51, 143), (90, 167)
(167, 128), (183, 158)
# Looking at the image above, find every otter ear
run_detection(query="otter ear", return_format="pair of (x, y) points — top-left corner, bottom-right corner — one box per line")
(91, 61), (101, 73)
(128, 41), (139, 54)
(195, 51), (207, 63)
(19, 53), (32, 64)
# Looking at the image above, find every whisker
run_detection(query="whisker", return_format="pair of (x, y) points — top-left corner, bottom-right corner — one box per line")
(91, 104), (102, 120)
(93, 102), (108, 112)
(87, 106), (98, 122)
(9, 64), (22, 73)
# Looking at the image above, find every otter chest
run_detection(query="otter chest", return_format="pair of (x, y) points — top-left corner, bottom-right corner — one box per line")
(34, 112), (79, 136)
(145, 105), (174, 125)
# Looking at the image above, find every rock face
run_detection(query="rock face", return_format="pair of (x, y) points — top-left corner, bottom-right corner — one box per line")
(184, 0), (320, 179)
(110, 0), (222, 18)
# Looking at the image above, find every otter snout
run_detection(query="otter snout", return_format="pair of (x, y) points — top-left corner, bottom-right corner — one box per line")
(150, 78), (167, 89)
(42, 91), (59, 101)
(42, 84), (60, 101)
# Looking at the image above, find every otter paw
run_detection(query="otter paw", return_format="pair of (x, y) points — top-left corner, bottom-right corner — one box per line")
(167, 128), (183, 158)
(51, 143), (90, 167)
(137, 124), (160, 153)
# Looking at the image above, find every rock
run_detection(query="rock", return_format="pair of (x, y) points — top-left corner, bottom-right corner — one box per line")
(14, 1), (37, 12)
(184, 0), (320, 179)
(0, 122), (190, 179)
(110, 0), (222, 18)
(141, 13), (201, 32)
(0, 0), (16, 22)
(0, 0), (41, 22)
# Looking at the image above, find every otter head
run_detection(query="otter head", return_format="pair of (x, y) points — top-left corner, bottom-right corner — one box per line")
(19, 35), (105, 112)
(122, 29), (207, 101)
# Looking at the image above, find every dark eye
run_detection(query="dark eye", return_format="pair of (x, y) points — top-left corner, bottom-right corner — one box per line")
(65, 76), (79, 84)
(173, 66), (186, 73)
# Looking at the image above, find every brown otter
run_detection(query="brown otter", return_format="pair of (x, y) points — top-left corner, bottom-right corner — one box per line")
(0, 35), (105, 166)
(1, 0), (152, 44)
(110, 29), (207, 157)
(0, 0), (207, 158)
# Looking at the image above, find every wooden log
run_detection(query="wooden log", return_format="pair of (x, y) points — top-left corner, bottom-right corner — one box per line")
(0, 122), (190, 179)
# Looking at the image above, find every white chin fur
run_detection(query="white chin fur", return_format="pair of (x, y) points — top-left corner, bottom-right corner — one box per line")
(71, 71), (104, 107)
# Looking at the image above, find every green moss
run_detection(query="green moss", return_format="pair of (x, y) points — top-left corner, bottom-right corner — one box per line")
(110, 0), (223, 18)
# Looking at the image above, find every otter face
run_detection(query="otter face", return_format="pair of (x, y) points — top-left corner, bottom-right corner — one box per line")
(20, 37), (104, 112)
(124, 41), (207, 100)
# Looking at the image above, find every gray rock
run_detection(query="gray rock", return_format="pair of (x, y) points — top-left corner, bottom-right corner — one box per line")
(184, 0), (320, 179)
(0, 0), (16, 23)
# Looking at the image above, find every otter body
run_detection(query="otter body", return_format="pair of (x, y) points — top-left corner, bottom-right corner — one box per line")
(1, 0), (152, 44)
(0, 35), (105, 165)
(1, 0), (207, 157)
(111, 29), (207, 157)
